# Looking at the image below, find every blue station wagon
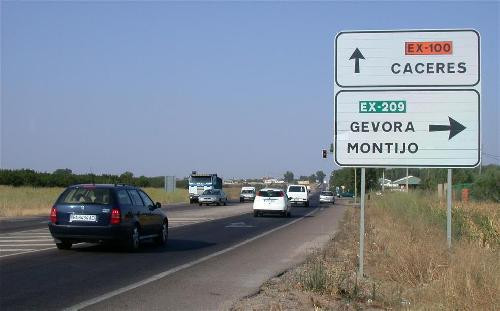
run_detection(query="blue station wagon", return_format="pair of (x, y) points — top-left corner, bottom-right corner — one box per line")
(48, 184), (168, 251)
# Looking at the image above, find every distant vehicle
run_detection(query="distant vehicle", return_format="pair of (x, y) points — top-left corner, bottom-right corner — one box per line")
(188, 173), (222, 203)
(287, 185), (309, 207)
(340, 191), (354, 198)
(198, 189), (228, 206)
(253, 188), (291, 217)
(319, 191), (335, 204)
(240, 186), (256, 202)
(48, 184), (168, 251)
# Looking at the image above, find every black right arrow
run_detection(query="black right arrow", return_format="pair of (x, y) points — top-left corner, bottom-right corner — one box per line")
(349, 48), (365, 73)
(429, 117), (466, 140)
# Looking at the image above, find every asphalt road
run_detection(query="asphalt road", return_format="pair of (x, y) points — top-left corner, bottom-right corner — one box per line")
(0, 193), (346, 310)
(0, 201), (238, 234)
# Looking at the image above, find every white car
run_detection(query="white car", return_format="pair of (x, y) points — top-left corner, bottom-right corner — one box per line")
(319, 191), (335, 204)
(287, 185), (309, 207)
(253, 188), (291, 217)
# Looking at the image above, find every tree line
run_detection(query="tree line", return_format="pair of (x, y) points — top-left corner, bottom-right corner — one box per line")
(328, 165), (499, 202)
(283, 171), (326, 184)
(0, 169), (189, 189)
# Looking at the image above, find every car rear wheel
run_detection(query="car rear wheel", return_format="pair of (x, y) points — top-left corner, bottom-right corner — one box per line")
(223, 199), (227, 206)
(305, 201), (310, 207)
(56, 239), (72, 250)
(125, 225), (140, 252)
(154, 222), (168, 246)
(253, 211), (258, 217)
(199, 203), (202, 206)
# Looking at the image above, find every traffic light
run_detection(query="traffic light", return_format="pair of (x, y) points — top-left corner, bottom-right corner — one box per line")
(322, 149), (327, 159)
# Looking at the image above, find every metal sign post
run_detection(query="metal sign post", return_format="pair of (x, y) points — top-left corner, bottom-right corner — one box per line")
(359, 168), (366, 277)
(354, 168), (357, 204)
(447, 169), (452, 248)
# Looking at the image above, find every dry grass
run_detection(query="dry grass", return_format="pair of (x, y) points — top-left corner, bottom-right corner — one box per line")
(224, 186), (243, 200)
(0, 186), (188, 217)
(234, 192), (499, 310)
(0, 186), (64, 217)
(365, 192), (499, 309)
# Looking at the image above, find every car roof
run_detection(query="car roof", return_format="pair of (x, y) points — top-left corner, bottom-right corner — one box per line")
(259, 188), (284, 191)
(287, 184), (305, 187)
(68, 184), (136, 189)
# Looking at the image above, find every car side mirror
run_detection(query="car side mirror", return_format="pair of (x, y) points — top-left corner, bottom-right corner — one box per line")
(155, 202), (162, 208)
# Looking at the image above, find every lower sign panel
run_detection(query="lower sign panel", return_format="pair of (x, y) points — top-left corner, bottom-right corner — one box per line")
(334, 89), (480, 167)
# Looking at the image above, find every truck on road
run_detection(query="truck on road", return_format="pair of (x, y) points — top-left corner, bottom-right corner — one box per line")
(188, 173), (223, 203)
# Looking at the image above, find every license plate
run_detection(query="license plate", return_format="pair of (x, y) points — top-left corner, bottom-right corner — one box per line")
(69, 214), (97, 222)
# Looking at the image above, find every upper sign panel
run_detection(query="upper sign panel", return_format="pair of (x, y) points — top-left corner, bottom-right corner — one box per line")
(335, 30), (480, 87)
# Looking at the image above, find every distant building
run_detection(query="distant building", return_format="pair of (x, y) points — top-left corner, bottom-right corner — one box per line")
(378, 178), (398, 188)
(297, 180), (310, 185)
(393, 176), (421, 190)
(263, 178), (277, 184)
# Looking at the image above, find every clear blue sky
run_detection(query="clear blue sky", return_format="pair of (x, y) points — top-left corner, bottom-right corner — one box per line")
(1, 1), (499, 179)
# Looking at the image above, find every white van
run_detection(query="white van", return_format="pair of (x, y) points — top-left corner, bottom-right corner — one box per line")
(287, 185), (309, 207)
(240, 186), (256, 202)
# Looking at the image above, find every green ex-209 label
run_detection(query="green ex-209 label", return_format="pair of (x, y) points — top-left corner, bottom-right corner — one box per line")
(359, 101), (407, 113)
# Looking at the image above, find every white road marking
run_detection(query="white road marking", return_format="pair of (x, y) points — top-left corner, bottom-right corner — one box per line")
(0, 244), (55, 247)
(0, 228), (54, 257)
(0, 238), (54, 246)
(2, 235), (50, 238)
(64, 208), (319, 311)
(0, 247), (56, 258)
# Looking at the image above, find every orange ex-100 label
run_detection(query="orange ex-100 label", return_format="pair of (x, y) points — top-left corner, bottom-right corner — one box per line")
(405, 41), (453, 55)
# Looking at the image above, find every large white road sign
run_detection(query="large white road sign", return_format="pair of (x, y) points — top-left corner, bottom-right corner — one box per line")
(335, 89), (480, 167)
(335, 30), (480, 87)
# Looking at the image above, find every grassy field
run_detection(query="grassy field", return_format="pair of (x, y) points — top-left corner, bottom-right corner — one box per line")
(0, 186), (189, 217)
(234, 192), (499, 310)
(0, 185), (251, 217)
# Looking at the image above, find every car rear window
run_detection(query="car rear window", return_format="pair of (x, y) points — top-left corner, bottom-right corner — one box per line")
(288, 186), (305, 192)
(58, 188), (113, 205)
(241, 190), (254, 194)
(257, 190), (283, 197)
(321, 191), (334, 196)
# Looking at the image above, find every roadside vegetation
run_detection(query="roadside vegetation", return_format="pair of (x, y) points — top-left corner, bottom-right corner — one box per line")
(234, 191), (499, 310)
(0, 186), (188, 217)
(330, 165), (499, 202)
